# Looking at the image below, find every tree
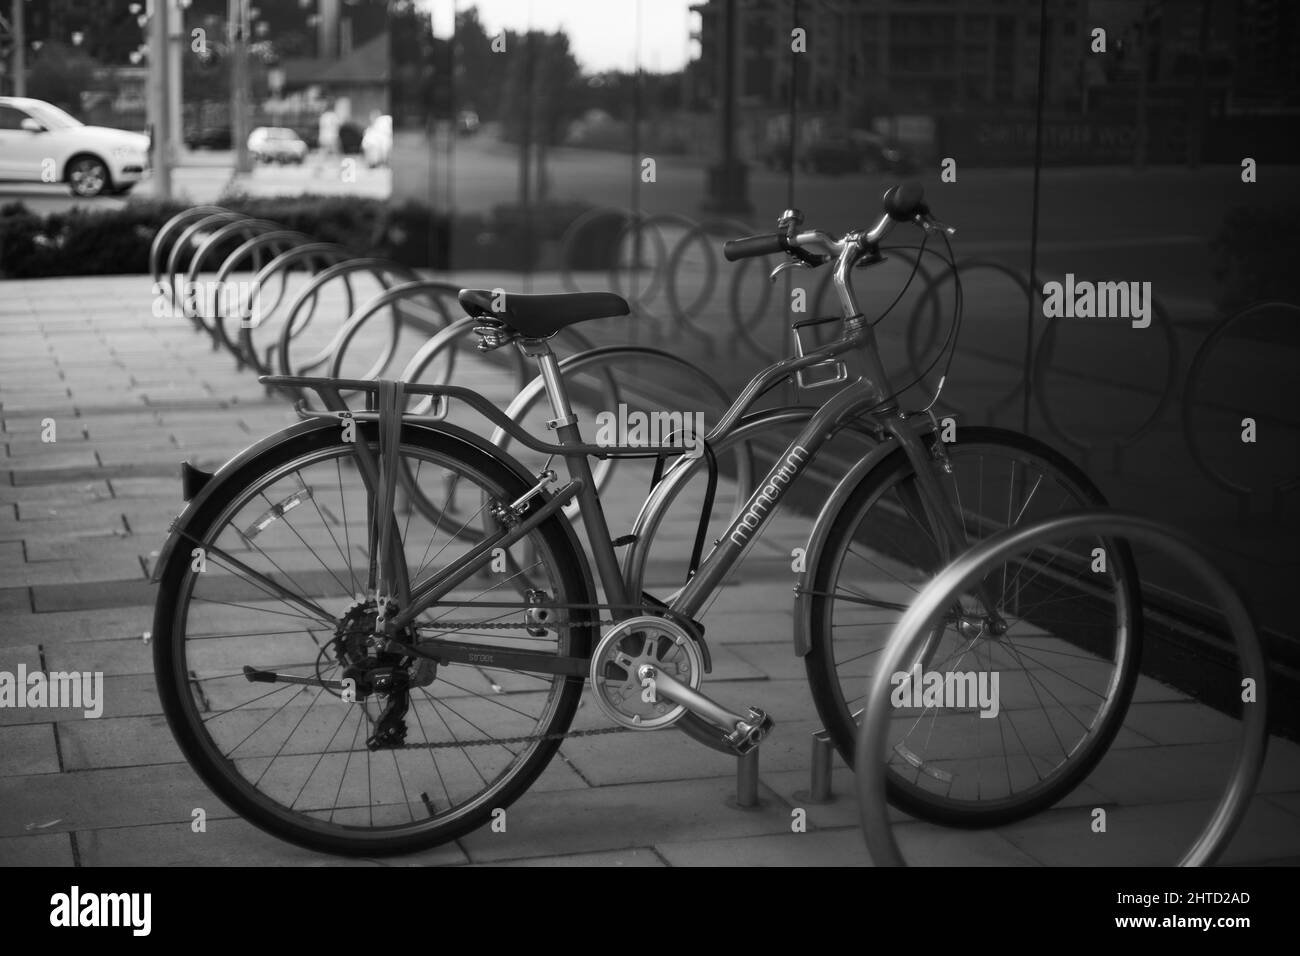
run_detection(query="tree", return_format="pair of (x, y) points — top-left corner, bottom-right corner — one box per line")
(27, 41), (100, 114)
(453, 6), (503, 120)
(498, 29), (581, 147)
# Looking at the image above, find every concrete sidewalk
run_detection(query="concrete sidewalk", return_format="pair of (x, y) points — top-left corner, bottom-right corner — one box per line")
(2, 275), (1299, 867)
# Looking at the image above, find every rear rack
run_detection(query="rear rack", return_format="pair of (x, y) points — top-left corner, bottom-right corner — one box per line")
(260, 374), (701, 462)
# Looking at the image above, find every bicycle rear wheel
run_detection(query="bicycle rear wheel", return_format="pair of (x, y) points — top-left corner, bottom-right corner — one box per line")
(153, 423), (593, 855)
(805, 426), (1142, 826)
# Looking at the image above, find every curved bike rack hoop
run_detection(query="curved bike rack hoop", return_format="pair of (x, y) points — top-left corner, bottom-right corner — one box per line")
(273, 257), (423, 402)
(182, 218), (291, 346)
(237, 242), (357, 376)
(328, 279), (466, 390)
(208, 228), (318, 362)
(1180, 300), (1300, 504)
(1032, 286), (1180, 474)
(487, 344), (748, 524)
(903, 257), (1028, 422)
(149, 204), (232, 300)
(560, 205), (637, 295)
(164, 211), (258, 337)
(855, 510), (1269, 868)
(664, 215), (755, 356)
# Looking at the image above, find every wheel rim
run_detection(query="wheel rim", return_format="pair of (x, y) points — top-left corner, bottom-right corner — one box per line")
(70, 159), (107, 196)
(817, 439), (1136, 817)
(165, 441), (578, 844)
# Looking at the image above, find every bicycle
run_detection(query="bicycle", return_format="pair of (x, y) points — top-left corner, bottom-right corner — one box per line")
(151, 183), (1142, 854)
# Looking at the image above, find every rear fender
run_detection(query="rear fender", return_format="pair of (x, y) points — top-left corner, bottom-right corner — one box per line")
(150, 417), (597, 606)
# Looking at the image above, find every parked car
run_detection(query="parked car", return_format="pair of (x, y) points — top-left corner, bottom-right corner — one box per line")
(799, 129), (912, 175)
(361, 114), (392, 167)
(184, 125), (233, 150)
(0, 96), (149, 197)
(247, 126), (308, 164)
(760, 129), (912, 176)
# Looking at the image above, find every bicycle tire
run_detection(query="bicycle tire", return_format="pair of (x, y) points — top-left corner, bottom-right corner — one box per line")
(805, 426), (1143, 826)
(153, 421), (594, 855)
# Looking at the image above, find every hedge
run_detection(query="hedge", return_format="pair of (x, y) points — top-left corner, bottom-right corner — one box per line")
(0, 195), (626, 279)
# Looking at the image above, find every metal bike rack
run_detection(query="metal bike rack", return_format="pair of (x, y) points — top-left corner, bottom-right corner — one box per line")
(727, 748), (762, 810)
(854, 510), (1270, 868)
(207, 229), (318, 361)
(793, 730), (836, 805)
(164, 211), (256, 336)
(1180, 300), (1300, 515)
(328, 279), (465, 389)
(664, 216), (754, 356)
(1032, 284), (1180, 475)
(149, 204), (232, 300)
(272, 258), (422, 403)
(180, 218), (287, 343)
(238, 242), (356, 378)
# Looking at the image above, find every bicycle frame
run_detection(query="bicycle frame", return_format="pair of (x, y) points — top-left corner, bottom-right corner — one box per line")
(260, 303), (978, 680)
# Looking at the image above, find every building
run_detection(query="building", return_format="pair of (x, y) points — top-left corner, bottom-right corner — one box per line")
(691, 0), (1089, 123)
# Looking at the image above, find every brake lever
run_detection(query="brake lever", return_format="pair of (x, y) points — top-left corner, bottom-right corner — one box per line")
(918, 215), (956, 237)
(769, 258), (811, 283)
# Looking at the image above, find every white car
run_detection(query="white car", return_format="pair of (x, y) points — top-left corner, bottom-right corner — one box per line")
(247, 127), (308, 164)
(361, 114), (391, 168)
(0, 96), (149, 198)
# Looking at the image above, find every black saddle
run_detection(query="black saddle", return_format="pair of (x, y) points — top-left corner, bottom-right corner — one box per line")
(458, 289), (630, 339)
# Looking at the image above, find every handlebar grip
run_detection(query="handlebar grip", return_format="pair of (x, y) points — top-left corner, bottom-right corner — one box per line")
(723, 233), (787, 262)
(882, 182), (928, 222)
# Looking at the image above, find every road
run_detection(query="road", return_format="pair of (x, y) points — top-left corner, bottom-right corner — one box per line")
(9, 132), (1294, 310)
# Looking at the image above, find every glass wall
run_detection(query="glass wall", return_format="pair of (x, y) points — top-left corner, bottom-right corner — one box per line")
(391, 0), (1299, 715)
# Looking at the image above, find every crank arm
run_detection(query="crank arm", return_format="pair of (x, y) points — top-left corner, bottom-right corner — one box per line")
(638, 665), (773, 754)
(242, 665), (346, 689)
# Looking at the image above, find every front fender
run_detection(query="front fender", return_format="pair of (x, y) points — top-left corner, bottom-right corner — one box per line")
(790, 438), (902, 656)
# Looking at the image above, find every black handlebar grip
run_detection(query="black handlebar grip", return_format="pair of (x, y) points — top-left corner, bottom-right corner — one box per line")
(723, 233), (787, 262)
(882, 182), (928, 222)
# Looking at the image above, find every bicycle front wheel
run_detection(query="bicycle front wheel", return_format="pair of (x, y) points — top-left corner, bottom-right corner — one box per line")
(153, 423), (593, 855)
(805, 426), (1142, 827)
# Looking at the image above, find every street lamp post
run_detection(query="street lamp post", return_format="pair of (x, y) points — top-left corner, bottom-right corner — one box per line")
(168, 0), (188, 170)
(230, 0), (252, 174)
(146, 0), (173, 197)
(702, 0), (751, 216)
(11, 0), (25, 97)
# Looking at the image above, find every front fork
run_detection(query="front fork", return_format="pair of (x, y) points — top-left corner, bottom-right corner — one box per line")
(883, 414), (1009, 635)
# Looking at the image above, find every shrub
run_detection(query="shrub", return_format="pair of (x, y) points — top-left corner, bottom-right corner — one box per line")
(0, 195), (607, 278)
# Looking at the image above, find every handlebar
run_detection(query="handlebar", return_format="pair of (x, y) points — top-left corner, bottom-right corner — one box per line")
(722, 182), (936, 263)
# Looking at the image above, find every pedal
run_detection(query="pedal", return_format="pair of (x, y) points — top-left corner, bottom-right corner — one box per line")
(637, 665), (776, 753)
(724, 707), (774, 755)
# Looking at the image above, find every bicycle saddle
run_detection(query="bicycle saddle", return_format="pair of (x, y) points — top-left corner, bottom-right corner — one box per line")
(458, 289), (630, 338)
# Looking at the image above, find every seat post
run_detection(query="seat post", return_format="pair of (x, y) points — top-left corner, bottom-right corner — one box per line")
(518, 339), (578, 433)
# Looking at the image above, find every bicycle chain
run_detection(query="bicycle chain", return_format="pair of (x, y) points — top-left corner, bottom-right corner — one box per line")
(396, 616), (648, 749)
(416, 618), (619, 631)
(397, 725), (631, 750)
